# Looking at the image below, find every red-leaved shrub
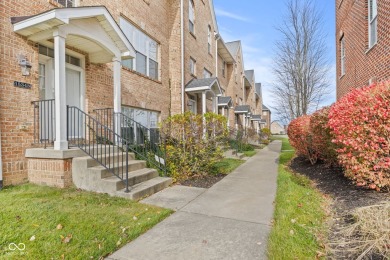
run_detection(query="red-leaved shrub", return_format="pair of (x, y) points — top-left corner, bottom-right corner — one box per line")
(310, 106), (338, 166)
(328, 81), (390, 191)
(287, 115), (318, 164)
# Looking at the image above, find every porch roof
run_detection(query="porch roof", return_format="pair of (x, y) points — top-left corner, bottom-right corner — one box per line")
(234, 105), (250, 114)
(185, 77), (222, 95)
(250, 115), (262, 121)
(262, 104), (270, 111)
(260, 119), (267, 124)
(12, 6), (136, 63)
(218, 96), (233, 107)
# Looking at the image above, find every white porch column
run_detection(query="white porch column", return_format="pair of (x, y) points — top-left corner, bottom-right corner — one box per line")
(202, 92), (207, 115)
(222, 107), (225, 116)
(53, 30), (68, 150)
(113, 57), (122, 114)
(212, 96), (216, 113)
(227, 108), (230, 127)
(113, 57), (122, 139)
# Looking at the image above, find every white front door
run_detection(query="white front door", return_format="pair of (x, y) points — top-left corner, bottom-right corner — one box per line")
(65, 67), (83, 138)
(38, 56), (84, 140)
(66, 68), (81, 108)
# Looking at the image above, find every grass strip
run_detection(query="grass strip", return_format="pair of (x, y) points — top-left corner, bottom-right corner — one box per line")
(0, 184), (172, 259)
(267, 138), (327, 259)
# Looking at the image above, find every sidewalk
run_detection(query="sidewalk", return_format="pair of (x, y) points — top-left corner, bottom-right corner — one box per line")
(107, 140), (282, 260)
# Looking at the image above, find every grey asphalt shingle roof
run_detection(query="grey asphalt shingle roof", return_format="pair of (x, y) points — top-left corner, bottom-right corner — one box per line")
(225, 41), (240, 56)
(255, 83), (262, 95)
(262, 105), (270, 111)
(244, 70), (254, 81)
(234, 105), (250, 113)
(185, 77), (218, 89)
(251, 115), (261, 121)
(218, 96), (232, 105)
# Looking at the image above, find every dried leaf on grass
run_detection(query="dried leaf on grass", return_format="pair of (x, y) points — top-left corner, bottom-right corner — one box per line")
(329, 202), (390, 259)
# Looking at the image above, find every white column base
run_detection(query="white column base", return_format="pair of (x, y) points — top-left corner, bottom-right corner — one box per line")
(54, 140), (69, 151)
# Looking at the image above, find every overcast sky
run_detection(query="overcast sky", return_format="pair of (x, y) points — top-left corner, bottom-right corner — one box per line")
(213, 0), (336, 120)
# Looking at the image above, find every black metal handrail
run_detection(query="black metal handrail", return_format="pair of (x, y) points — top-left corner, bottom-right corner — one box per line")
(93, 108), (167, 175)
(67, 106), (131, 192)
(31, 99), (55, 148)
(114, 112), (167, 176)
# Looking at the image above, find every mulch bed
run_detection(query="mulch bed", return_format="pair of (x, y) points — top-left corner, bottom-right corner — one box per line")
(289, 156), (389, 259)
(178, 174), (227, 189)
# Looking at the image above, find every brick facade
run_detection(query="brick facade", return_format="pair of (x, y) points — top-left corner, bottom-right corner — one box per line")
(0, 0), (265, 186)
(336, 0), (390, 99)
(28, 158), (72, 188)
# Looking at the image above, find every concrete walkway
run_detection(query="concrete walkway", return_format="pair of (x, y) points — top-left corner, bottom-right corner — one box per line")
(107, 140), (282, 260)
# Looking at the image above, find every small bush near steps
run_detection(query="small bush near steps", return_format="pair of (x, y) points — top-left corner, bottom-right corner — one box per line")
(160, 112), (228, 182)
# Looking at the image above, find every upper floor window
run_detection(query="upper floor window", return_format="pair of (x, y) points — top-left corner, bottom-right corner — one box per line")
(222, 61), (226, 77)
(120, 18), (159, 80)
(189, 0), (195, 34)
(234, 64), (238, 83)
(203, 68), (212, 78)
(190, 57), (196, 76)
(208, 25), (212, 53)
(368, 0), (377, 47)
(56, 0), (75, 7)
(340, 37), (345, 76)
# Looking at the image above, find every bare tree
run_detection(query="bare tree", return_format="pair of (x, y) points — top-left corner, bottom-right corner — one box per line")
(271, 0), (330, 124)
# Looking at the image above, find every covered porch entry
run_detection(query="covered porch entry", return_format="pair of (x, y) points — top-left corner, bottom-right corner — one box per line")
(12, 6), (136, 150)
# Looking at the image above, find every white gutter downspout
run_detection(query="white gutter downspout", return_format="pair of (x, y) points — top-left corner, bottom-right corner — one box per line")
(180, 0), (185, 113)
(0, 126), (3, 190)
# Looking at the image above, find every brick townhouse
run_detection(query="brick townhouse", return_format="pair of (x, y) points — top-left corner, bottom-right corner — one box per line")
(0, 0), (264, 192)
(336, 0), (390, 99)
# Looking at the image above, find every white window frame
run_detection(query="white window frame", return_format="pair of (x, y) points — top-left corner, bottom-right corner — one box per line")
(190, 57), (196, 75)
(340, 37), (345, 76)
(222, 61), (226, 77)
(120, 17), (160, 80)
(189, 0), (195, 34)
(188, 95), (197, 114)
(55, 0), (77, 7)
(368, 0), (377, 48)
(203, 68), (212, 79)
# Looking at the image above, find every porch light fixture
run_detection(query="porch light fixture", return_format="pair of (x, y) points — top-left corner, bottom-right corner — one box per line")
(17, 54), (32, 76)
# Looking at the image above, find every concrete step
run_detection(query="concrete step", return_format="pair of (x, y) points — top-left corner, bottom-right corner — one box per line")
(115, 177), (172, 201)
(101, 168), (159, 192)
(237, 153), (245, 159)
(88, 160), (146, 179)
(73, 152), (135, 168)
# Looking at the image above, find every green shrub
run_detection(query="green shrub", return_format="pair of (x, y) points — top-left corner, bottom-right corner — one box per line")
(160, 112), (228, 181)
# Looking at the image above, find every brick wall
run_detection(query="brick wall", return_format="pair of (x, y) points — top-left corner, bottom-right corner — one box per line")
(336, 0), (390, 99)
(28, 158), (72, 188)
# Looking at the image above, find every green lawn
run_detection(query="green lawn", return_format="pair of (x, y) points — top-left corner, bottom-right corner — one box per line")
(0, 184), (172, 259)
(211, 158), (244, 175)
(270, 135), (294, 150)
(267, 138), (328, 259)
(243, 150), (257, 157)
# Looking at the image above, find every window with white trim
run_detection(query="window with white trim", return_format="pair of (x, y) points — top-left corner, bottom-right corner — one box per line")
(190, 57), (196, 75)
(120, 18), (159, 80)
(208, 25), (212, 54)
(368, 0), (377, 48)
(222, 61), (226, 77)
(203, 68), (212, 79)
(56, 0), (75, 7)
(340, 37), (345, 76)
(189, 0), (195, 34)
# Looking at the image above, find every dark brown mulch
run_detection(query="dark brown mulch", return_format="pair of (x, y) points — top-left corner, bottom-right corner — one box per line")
(289, 156), (389, 259)
(178, 174), (226, 189)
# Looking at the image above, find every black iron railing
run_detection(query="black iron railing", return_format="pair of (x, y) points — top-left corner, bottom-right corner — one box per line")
(93, 108), (167, 175)
(31, 99), (55, 148)
(67, 106), (132, 192)
(114, 112), (167, 176)
(226, 126), (244, 154)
